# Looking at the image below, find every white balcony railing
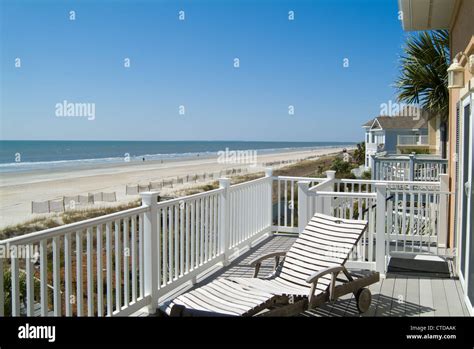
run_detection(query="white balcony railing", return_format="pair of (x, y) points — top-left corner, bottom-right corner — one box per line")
(397, 135), (429, 146)
(372, 154), (448, 182)
(366, 143), (384, 152)
(0, 170), (449, 317)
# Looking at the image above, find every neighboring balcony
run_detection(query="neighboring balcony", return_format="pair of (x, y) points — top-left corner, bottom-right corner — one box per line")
(366, 142), (384, 152)
(397, 135), (429, 148)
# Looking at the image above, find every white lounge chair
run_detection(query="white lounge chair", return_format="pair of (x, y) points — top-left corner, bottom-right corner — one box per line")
(161, 213), (379, 316)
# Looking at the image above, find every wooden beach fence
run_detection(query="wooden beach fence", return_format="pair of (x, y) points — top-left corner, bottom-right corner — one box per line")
(32, 192), (117, 213)
(124, 168), (253, 196)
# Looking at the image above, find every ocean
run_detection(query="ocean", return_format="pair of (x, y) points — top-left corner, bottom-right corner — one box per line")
(0, 140), (355, 173)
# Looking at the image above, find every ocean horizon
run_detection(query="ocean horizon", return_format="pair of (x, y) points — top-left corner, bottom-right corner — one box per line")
(0, 140), (355, 173)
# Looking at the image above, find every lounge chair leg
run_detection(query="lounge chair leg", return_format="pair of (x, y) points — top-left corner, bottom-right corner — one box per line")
(355, 288), (371, 313)
(169, 304), (186, 317)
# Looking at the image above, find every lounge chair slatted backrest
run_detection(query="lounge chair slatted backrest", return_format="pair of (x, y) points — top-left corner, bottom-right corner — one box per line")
(162, 213), (374, 316)
(277, 214), (367, 289)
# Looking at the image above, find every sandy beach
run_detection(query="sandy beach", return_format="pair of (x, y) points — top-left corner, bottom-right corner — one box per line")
(0, 147), (349, 228)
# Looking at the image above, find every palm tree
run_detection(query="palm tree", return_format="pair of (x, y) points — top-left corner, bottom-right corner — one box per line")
(395, 30), (449, 157)
(353, 142), (365, 165)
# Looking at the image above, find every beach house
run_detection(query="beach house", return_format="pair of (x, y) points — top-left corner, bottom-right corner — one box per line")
(362, 113), (429, 169)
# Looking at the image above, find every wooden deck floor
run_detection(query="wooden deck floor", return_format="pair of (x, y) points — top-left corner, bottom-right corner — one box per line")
(178, 235), (469, 317)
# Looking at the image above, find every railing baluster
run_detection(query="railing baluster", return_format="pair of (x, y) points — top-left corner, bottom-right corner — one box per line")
(284, 180), (288, 227)
(209, 196), (213, 259)
(53, 236), (61, 316)
(200, 198), (204, 265)
(64, 233), (73, 316)
(86, 227), (94, 316)
(277, 179), (281, 227)
(169, 207), (174, 280)
(114, 220), (121, 311)
(26, 244), (34, 316)
(11, 251), (20, 316)
(180, 202), (185, 275)
(139, 212), (144, 298)
(76, 231), (83, 316)
(214, 195), (218, 257)
(174, 204), (179, 278)
(106, 223), (113, 315)
(40, 240), (48, 316)
(96, 225), (103, 316)
(185, 202), (190, 272)
(123, 218), (130, 308)
(204, 196), (209, 262)
(131, 216), (137, 301)
(190, 201), (195, 269)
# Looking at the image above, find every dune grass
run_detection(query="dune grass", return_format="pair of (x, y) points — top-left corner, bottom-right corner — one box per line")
(0, 152), (348, 239)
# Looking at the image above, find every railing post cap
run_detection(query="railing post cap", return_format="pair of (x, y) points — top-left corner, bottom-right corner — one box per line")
(140, 192), (159, 205)
(298, 180), (311, 188)
(264, 168), (273, 177)
(325, 170), (336, 179)
(218, 178), (230, 187)
(374, 182), (388, 189)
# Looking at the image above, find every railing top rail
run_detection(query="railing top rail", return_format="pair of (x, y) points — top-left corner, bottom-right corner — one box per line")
(335, 178), (441, 186)
(413, 158), (448, 163)
(308, 190), (377, 198)
(275, 176), (327, 182)
(229, 175), (268, 190)
(374, 155), (448, 162)
(0, 205), (149, 246)
(155, 187), (224, 206)
(308, 178), (334, 192)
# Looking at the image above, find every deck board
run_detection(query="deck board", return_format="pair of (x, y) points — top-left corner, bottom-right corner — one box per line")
(443, 278), (465, 316)
(404, 277), (420, 317)
(153, 235), (469, 317)
(375, 277), (395, 316)
(431, 278), (449, 316)
(390, 276), (407, 316)
(419, 278), (435, 316)
(454, 279), (470, 316)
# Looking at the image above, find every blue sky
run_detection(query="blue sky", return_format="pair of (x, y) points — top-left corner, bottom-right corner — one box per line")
(0, 0), (408, 142)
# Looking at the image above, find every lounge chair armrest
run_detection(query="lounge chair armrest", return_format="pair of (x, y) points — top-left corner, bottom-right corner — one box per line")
(306, 266), (345, 304)
(249, 251), (287, 267)
(249, 251), (287, 278)
(305, 266), (344, 284)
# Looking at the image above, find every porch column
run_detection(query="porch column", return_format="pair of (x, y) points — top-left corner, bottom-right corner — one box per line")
(323, 171), (336, 215)
(219, 178), (231, 265)
(141, 192), (159, 313)
(409, 153), (416, 181)
(298, 181), (310, 234)
(438, 174), (449, 248)
(375, 183), (387, 275)
(265, 168), (273, 230)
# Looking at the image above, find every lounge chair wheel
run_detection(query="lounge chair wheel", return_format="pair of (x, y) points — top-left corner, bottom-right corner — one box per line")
(355, 288), (371, 313)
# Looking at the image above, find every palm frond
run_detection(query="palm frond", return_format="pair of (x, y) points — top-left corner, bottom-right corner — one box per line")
(394, 30), (449, 122)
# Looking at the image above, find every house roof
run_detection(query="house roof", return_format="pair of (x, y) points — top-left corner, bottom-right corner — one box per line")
(362, 115), (428, 130)
(398, 0), (456, 31)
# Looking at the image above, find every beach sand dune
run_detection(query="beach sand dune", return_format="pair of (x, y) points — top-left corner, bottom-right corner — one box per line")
(0, 147), (348, 228)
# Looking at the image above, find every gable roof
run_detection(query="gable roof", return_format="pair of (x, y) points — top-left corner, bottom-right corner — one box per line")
(362, 115), (428, 130)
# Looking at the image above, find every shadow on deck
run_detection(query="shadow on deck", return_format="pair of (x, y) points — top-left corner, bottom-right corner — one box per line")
(156, 235), (469, 317)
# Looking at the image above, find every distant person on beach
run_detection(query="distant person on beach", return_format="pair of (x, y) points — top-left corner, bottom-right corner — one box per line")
(142, 157), (145, 162)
